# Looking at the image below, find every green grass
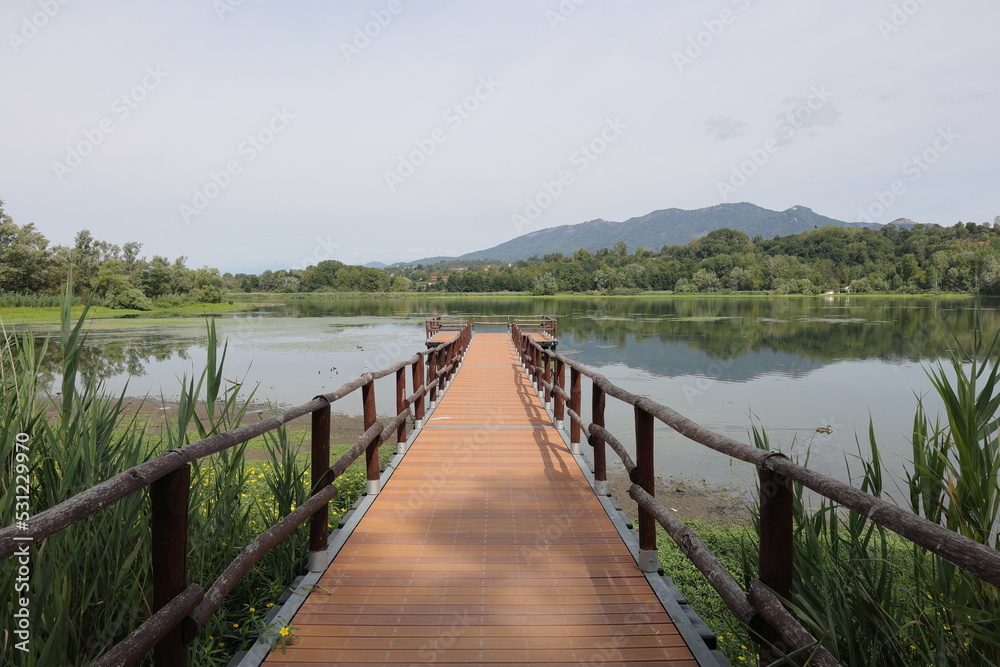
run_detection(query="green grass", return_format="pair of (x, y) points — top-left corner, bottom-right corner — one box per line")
(0, 288), (391, 665)
(659, 320), (1000, 665)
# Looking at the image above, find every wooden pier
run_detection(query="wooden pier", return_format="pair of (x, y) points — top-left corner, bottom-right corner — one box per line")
(262, 333), (702, 665)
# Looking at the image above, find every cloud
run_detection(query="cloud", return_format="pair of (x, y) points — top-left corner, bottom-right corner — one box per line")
(773, 89), (842, 146)
(703, 116), (751, 141)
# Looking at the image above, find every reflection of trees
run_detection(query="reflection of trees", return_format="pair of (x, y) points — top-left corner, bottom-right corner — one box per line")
(555, 297), (997, 362)
(252, 295), (998, 363)
(31, 335), (194, 385)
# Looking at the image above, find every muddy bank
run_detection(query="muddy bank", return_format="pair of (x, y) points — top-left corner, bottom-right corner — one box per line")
(607, 468), (751, 525)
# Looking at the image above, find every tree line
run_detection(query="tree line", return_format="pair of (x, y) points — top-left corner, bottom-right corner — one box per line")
(5, 195), (1000, 306)
(429, 221), (1000, 295)
(1, 199), (224, 309)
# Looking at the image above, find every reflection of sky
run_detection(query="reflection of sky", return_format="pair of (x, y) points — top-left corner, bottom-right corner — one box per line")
(579, 357), (945, 497)
(39, 309), (961, 498)
(72, 318), (427, 412)
(563, 334), (826, 382)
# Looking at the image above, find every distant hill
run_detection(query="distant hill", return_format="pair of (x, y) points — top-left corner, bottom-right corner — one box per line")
(412, 203), (893, 264)
(364, 261), (389, 269)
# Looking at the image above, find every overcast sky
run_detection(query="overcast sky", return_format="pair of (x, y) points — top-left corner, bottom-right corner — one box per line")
(2, 1), (997, 272)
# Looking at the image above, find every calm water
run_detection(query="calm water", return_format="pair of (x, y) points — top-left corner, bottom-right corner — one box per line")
(25, 296), (1000, 493)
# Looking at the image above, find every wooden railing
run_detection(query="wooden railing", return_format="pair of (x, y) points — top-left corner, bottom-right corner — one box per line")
(511, 323), (1000, 665)
(425, 315), (469, 338)
(0, 324), (473, 666)
(426, 315), (556, 338)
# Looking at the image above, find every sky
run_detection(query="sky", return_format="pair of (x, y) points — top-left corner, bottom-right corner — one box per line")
(1, 0), (998, 273)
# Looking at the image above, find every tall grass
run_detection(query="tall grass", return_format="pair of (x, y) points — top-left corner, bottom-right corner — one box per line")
(0, 288), (371, 665)
(0, 292), (75, 308)
(742, 320), (1000, 665)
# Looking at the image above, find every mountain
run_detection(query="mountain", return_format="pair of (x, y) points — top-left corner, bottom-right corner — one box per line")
(416, 203), (890, 264)
(364, 261), (389, 268)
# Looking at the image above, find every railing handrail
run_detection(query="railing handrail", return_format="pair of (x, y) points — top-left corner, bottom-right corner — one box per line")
(0, 323), (475, 666)
(0, 344), (458, 557)
(510, 322), (999, 663)
(513, 326), (1000, 587)
(426, 315), (556, 338)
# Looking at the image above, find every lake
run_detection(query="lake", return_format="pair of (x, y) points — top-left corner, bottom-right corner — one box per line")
(24, 295), (1000, 496)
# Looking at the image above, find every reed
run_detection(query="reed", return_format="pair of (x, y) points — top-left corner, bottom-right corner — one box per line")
(0, 292), (74, 308)
(0, 287), (374, 665)
(739, 315), (1000, 665)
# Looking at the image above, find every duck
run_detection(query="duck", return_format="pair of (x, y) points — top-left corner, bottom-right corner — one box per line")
(816, 425), (833, 434)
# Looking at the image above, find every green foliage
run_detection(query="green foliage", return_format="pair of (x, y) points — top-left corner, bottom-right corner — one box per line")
(0, 290), (379, 665)
(0, 292), (74, 308)
(412, 220), (1000, 295)
(741, 323), (1000, 664)
(655, 314), (1000, 664)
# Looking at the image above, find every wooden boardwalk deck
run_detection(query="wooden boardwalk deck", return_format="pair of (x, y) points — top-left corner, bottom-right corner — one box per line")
(264, 333), (698, 665)
(428, 331), (554, 347)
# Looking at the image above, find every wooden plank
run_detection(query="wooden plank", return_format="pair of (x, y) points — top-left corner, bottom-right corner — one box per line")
(265, 333), (696, 665)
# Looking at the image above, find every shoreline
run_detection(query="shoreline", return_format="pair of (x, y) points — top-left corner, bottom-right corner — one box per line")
(1, 292), (977, 324)
(606, 468), (751, 525)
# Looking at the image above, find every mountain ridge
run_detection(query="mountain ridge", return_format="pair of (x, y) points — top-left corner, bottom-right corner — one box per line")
(408, 203), (909, 265)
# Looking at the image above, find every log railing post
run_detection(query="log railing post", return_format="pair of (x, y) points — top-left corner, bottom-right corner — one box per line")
(554, 358), (566, 435)
(635, 405), (657, 573)
(757, 464), (794, 661)
(362, 380), (380, 495)
(591, 382), (608, 496)
(570, 367), (582, 449)
(308, 402), (331, 572)
(428, 351), (438, 407)
(543, 353), (552, 411)
(395, 368), (407, 454)
(412, 359), (425, 428)
(533, 347), (542, 398)
(151, 464), (190, 667)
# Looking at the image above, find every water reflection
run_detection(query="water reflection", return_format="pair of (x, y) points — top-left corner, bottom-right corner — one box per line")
(16, 296), (996, 492)
(249, 294), (996, 365)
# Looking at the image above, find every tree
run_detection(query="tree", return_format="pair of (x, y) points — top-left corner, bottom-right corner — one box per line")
(0, 201), (51, 293)
(92, 260), (152, 310)
(191, 266), (225, 302)
(728, 266), (753, 291)
(691, 268), (721, 292)
(532, 272), (558, 296)
(140, 256), (173, 298)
